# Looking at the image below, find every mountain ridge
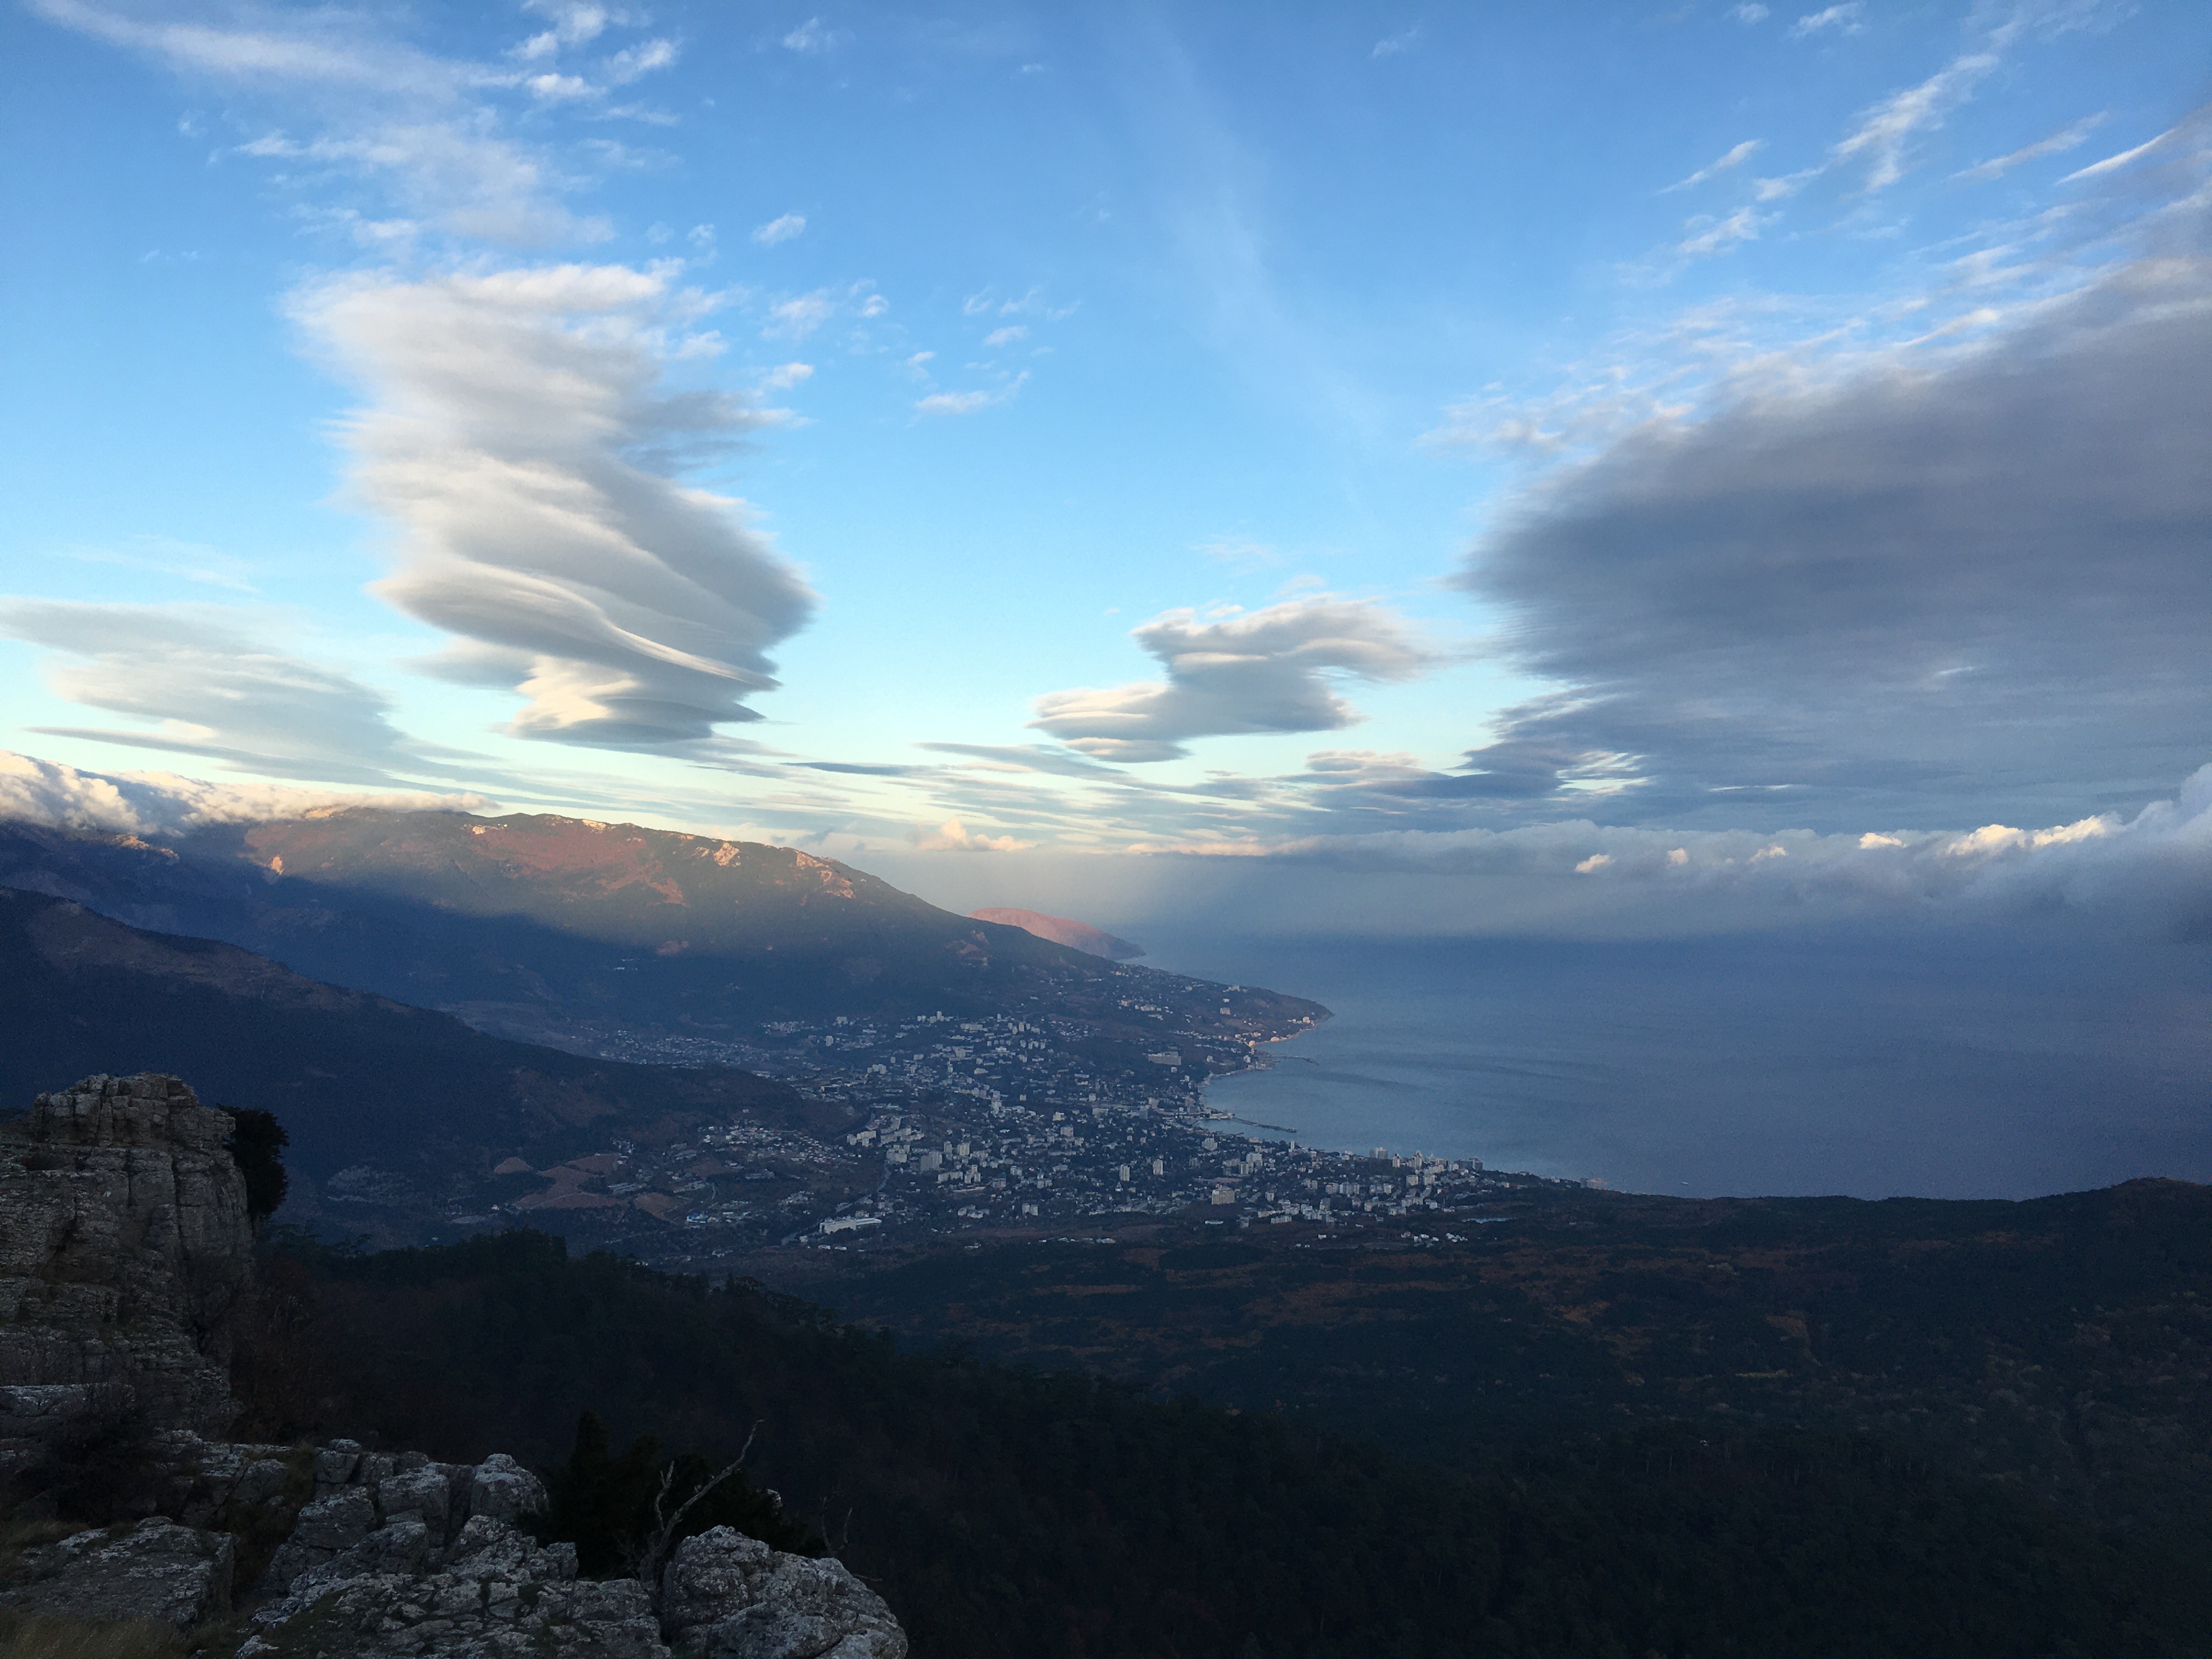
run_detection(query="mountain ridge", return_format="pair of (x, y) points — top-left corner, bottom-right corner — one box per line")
(0, 810), (1323, 1052)
(0, 886), (860, 1244)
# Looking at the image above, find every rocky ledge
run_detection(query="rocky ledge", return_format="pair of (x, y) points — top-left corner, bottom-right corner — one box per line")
(5, 1430), (906, 1658)
(249, 1434), (903, 1658)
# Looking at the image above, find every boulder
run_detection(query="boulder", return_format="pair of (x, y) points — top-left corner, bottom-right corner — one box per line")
(0, 1515), (234, 1628)
(661, 1526), (774, 1630)
(664, 1529), (905, 1659)
(245, 1506), (662, 1658)
(466, 1451), (549, 1523)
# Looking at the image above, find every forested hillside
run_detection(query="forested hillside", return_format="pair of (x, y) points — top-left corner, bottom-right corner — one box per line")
(234, 1229), (2211, 1659)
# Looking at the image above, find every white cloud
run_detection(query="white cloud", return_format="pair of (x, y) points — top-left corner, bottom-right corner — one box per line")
(1029, 597), (1437, 763)
(293, 263), (815, 750)
(0, 602), (436, 785)
(604, 37), (676, 84)
(2061, 118), (2193, 184)
(758, 362), (814, 390)
(1954, 113), (2106, 181)
(918, 816), (1033, 851)
(981, 324), (1028, 347)
(764, 291), (836, 338)
(1732, 4), (1770, 21)
(1662, 139), (1764, 193)
(752, 212), (807, 246)
(1788, 3), (1865, 38)
(1830, 42), (1999, 190)
(781, 18), (848, 54)
(522, 2), (612, 50)
(1370, 25), (1422, 59)
(32, 0), (614, 246)
(0, 749), (491, 836)
(1677, 205), (1765, 256)
(916, 373), (1028, 416)
(527, 71), (596, 101)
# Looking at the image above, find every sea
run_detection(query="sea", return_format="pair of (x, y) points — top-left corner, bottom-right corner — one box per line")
(1141, 928), (2212, 1201)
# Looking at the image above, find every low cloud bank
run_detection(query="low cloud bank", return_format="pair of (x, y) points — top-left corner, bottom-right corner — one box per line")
(861, 764), (2212, 945)
(1152, 763), (2212, 936)
(0, 751), (492, 838)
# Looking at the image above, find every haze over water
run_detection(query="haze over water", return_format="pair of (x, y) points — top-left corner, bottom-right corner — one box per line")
(1156, 933), (2212, 1202)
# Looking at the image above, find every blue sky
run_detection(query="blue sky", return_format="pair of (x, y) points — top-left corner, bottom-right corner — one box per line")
(2, 0), (2209, 933)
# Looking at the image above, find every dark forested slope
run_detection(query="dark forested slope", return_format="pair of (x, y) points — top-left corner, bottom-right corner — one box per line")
(799, 1177), (2212, 1551)
(239, 1230), (2210, 1659)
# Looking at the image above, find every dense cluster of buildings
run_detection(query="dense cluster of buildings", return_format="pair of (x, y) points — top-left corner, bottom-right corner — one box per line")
(538, 992), (1586, 1257)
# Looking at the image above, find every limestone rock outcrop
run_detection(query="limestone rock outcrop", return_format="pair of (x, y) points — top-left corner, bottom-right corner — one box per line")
(0, 1072), (255, 1450)
(0, 1515), (235, 1629)
(0, 1072), (913, 1658)
(239, 1443), (906, 1659)
(662, 1527), (907, 1659)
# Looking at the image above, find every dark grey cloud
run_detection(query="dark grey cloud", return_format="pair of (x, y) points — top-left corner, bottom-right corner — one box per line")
(1456, 253), (2212, 831)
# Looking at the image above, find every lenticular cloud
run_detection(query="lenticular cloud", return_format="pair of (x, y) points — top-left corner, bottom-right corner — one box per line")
(1030, 598), (1434, 763)
(296, 264), (817, 750)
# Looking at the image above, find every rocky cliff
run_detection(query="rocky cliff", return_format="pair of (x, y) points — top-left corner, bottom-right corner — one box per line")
(0, 1071), (911, 1657)
(0, 1071), (253, 1453)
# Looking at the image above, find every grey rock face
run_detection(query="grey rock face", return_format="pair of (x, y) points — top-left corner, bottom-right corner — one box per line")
(0, 1515), (235, 1628)
(239, 1453), (909, 1659)
(467, 1451), (549, 1523)
(0, 1073), (255, 1443)
(376, 1466), (454, 1533)
(661, 1526), (775, 1631)
(244, 1508), (661, 1659)
(664, 1529), (906, 1659)
(157, 1431), (302, 1531)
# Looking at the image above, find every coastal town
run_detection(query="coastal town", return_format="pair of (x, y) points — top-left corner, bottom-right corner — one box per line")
(476, 979), (1593, 1265)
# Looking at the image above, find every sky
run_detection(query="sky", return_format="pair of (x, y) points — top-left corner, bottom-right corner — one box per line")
(3, 0), (2210, 945)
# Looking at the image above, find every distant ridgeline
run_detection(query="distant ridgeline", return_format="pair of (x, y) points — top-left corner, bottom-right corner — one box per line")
(0, 809), (1319, 1046)
(0, 886), (828, 1244)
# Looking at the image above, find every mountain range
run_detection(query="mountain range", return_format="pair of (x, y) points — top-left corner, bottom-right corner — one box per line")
(0, 886), (856, 1243)
(0, 809), (1319, 1049)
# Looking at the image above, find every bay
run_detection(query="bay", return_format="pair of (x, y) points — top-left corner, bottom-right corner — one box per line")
(1137, 929), (2212, 1200)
